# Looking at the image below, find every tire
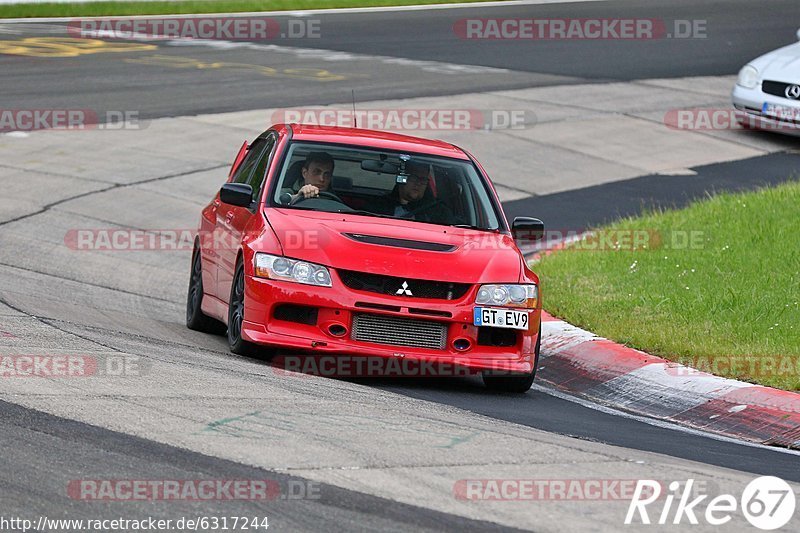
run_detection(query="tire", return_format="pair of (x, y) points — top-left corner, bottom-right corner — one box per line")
(227, 258), (261, 356)
(186, 247), (226, 335)
(482, 322), (541, 393)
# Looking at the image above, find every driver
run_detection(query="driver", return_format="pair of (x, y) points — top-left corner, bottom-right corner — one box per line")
(285, 151), (335, 202)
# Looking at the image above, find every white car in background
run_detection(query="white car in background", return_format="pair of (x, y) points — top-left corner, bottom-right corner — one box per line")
(732, 29), (800, 134)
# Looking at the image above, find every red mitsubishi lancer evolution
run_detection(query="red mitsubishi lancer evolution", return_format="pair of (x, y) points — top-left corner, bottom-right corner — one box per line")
(186, 124), (544, 392)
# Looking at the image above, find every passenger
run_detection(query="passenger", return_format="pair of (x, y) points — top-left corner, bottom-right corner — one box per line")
(373, 160), (451, 224)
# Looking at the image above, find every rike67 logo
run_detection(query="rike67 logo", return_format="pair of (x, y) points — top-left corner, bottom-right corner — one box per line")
(626, 477), (796, 530)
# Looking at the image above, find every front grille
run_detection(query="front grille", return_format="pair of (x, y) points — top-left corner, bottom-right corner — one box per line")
(762, 80), (800, 100)
(338, 270), (470, 300)
(351, 313), (447, 350)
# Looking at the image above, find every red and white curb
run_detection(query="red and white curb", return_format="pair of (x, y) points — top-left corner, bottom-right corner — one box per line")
(537, 312), (800, 449)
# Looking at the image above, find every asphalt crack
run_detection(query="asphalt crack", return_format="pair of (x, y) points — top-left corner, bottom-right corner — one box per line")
(0, 163), (226, 228)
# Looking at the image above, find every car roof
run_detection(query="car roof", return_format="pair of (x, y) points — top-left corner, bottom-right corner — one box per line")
(281, 123), (471, 160)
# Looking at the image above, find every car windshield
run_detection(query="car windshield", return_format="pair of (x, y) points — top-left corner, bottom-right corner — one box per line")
(271, 142), (502, 230)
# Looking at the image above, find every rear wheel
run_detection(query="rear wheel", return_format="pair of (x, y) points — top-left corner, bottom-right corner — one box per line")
(482, 323), (541, 393)
(227, 259), (260, 356)
(186, 248), (226, 334)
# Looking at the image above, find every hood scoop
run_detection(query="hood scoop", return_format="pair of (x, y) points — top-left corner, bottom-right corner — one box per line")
(342, 233), (456, 252)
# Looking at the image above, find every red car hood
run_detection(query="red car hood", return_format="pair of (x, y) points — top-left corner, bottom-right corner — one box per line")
(267, 208), (522, 283)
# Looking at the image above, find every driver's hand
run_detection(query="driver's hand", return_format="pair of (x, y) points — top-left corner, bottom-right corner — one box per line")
(298, 184), (320, 199)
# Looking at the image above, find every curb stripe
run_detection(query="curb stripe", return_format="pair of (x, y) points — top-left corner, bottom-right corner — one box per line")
(537, 312), (800, 449)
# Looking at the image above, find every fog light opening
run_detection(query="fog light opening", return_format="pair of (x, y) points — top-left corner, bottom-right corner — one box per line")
(328, 324), (347, 337)
(453, 338), (472, 351)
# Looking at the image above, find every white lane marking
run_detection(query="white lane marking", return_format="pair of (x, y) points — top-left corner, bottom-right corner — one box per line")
(0, 0), (611, 22)
(533, 383), (800, 456)
(163, 37), (510, 75)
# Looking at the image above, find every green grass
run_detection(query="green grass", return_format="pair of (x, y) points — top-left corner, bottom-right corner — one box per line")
(0, 0), (488, 18)
(534, 181), (800, 391)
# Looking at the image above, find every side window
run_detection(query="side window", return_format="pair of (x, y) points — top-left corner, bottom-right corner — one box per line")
(231, 138), (268, 185)
(246, 135), (276, 203)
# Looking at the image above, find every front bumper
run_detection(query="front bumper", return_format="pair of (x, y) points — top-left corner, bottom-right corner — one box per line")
(731, 84), (800, 135)
(242, 274), (540, 374)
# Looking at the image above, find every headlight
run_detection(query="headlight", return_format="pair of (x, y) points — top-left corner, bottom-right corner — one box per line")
(476, 284), (538, 308)
(254, 253), (332, 287)
(736, 65), (759, 89)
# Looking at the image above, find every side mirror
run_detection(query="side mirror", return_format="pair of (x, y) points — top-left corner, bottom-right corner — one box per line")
(512, 217), (545, 244)
(796, 28), (800, 41)
(220, 183), (253, 208)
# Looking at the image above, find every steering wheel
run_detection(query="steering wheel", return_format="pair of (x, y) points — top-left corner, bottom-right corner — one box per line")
(290, 191), (345, 206)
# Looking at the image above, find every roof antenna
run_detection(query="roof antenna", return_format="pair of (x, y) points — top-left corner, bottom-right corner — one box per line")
(351, 89), (358, 128)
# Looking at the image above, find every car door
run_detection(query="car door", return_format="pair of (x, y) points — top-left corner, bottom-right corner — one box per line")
(200, 141), (249, 302)
(215, 135), (276, 305)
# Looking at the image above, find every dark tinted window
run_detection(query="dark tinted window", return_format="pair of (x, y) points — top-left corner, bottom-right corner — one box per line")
(231, 137), (268, 185)
(246, 135), (276, 203)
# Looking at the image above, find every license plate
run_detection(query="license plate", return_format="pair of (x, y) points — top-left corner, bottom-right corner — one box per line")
(762, 102), (800, 121)
(473, 307), (529, 330)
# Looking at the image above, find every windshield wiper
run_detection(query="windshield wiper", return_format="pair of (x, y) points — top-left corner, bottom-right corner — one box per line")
(450, 224), (500, 232)
(339, 209), (395, 219)
(280, 205), (320, 212)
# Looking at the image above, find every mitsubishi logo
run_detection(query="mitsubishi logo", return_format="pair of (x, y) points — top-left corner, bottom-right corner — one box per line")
(395, 281), (413, 296)
(785, 84), (800, 100)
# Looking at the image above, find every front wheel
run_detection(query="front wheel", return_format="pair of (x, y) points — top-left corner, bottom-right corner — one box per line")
(227, 259), (260, 356)
(482, 323), (541, 393)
